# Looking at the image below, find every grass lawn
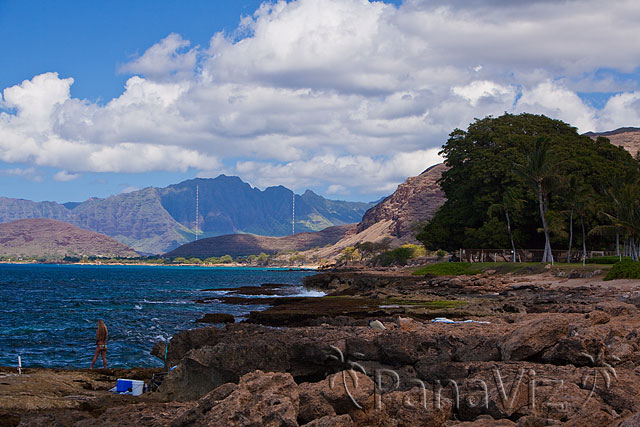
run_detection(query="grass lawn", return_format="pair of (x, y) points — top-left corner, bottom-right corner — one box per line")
(412, 261), (612, 277)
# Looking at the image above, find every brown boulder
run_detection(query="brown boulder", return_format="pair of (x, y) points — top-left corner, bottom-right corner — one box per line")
(301, 414), (354, 426)
(170, 382), (237, 426)
(381, 386), (452, 426)
(198, 370), (299, 427)
(300, 370), (375, 416)
(453, 415), (517, 426)
(595, 301), (637, 317)
(500, 316), (569, 361)
(73, 402), (194, 427)
(620, 413), (640, 426)
(298, 387), (337, 424)
(587, 310), (611, 325)
(158, 323), (354, 400)
(151, 326), (220, 367)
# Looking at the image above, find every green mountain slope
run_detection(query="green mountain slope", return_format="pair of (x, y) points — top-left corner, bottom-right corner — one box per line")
(159, 177), (372, 238)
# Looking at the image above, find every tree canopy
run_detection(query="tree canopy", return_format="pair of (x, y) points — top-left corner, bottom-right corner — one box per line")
(417, 113), (640, 253)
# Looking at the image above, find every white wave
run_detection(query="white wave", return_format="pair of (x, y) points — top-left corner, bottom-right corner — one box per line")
(289, 289), (326, 297)
(134, 304), (142, 310)
(203, 290), (231, 295)
(142, 299), (189, 305)
(235, 287), (326, 298)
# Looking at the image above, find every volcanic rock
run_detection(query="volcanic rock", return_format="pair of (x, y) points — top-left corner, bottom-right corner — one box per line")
(194, 370), (299, 427)
(195, 313), (235, 324)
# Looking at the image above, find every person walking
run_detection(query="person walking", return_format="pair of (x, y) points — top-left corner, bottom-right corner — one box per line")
(90, 320), (108, 369)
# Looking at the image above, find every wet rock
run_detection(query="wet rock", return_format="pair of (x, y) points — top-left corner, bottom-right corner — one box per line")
(195, 313), (235, 324)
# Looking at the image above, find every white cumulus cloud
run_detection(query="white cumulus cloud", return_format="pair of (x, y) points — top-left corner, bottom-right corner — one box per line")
(1, 0), (639, 198)
(53, 170), (80, 182)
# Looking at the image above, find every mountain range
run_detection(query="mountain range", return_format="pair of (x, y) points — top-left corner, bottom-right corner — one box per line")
(169, 163), (448, 259)
(0, 175), (373, 254)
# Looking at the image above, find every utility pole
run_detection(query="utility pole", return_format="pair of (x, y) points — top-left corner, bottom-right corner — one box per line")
(195, 184), (199, 241)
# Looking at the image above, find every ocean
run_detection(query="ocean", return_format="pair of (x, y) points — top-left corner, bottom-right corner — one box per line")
(0, 263), (316, 369)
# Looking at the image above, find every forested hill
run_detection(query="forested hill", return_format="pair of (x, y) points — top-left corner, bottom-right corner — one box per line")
(0, 176), (374, 254)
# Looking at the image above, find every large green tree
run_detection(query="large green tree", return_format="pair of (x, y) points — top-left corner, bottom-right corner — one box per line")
(417, 113), (640, 258)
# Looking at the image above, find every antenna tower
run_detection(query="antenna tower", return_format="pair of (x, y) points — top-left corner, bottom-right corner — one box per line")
(195, 184), (199, 241)
(292, 192), (295, 235)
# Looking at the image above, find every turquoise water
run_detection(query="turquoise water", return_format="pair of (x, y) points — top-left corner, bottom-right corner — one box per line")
(0, 264), (315, 368)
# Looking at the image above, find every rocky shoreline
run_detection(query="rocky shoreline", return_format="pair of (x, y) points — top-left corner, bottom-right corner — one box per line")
(4, 267), (640, 426)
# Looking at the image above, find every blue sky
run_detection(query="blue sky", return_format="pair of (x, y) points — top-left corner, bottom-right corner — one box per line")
(1, 0), (639, 203)
(0, 0), (269, 202)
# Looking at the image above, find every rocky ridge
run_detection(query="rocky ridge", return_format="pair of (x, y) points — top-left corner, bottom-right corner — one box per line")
(585, 127), (640, 158)
(299, 163), (447, 260)
(356, 163), (447, 240)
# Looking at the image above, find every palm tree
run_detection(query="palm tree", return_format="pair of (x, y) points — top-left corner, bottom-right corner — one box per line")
(562, 176), (580, 263)
(567, 179), (594, 265)
(488, 188), (524, 262)
(514, 138), (558, 263)
(602, 183), (640, 261)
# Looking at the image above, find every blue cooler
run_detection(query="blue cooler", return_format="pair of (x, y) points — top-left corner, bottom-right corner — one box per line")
(116, 379), (144, 395)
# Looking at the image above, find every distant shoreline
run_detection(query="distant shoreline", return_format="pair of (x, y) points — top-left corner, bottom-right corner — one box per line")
(0, 260), (319, 270)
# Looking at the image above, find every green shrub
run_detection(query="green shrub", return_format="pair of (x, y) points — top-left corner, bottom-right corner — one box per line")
(376, 246), (415, 267)
(436, 249), (447, 258)
(586, 256), (631, 264)
(374, 244), (428, 267)
(402, 244), (426, 258)
(219, 255), (233, 264)
(604, 260), (640, 281)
